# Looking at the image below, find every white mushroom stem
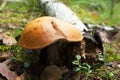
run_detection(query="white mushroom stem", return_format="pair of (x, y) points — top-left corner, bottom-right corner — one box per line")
(40, 0), (88, 34)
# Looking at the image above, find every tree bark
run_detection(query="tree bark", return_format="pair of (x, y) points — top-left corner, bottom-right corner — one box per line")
(40, 0), (88, 34)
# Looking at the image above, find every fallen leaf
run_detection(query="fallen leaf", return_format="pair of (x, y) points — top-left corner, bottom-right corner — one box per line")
(2, 33), (17, 45)
(0, 59), (17, 80)
(0, 52), (9, 61)
(0, 29), (3, 33)
(92, 11), (99, 19)
(117, 64), (120, 68)
(15, 75), (24, 80)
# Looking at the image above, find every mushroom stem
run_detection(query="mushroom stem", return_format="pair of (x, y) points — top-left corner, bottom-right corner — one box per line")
(46, 43), (60, 65)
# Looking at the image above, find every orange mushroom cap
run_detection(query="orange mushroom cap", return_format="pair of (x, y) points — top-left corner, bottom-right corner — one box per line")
(18, 16), (83, 49)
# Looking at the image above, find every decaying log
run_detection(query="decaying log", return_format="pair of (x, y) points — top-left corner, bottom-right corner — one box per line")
(85, 23), (119, 43)
(40, 0), (88, 34)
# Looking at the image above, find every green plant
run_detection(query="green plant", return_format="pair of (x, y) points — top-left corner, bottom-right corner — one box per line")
(27, 0), (41, 11)
(106, 71), (114, 79)
(64, 0), (120, 26)
(90, 66), (118, 80)
(11, 44), (25, 62)
(10, 28), (23, 37)
(11, 44), (39, 63)
(0, 45), (11, 52)
(104, 44), (120, 62)
(72, 55), (92, 74)
(97, 53), (105, 61)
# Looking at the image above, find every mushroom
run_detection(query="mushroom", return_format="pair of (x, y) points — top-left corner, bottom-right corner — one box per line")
(19, 16), (83, 49)
(18, 16), (84, 65)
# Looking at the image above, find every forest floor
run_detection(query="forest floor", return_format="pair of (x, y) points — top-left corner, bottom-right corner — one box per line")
(0, 1), (120, 80)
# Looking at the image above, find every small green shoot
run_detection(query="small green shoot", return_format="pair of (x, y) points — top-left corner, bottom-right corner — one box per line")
(0, 45), (11, 52)
(72, 55), (92, 74)
(24, 61), (31, 68)
(106, 71), (114, 78)
(97, 53), (105, 61)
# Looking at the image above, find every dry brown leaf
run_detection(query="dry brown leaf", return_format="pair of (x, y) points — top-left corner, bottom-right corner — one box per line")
(0, 52), (8, 61)
(15, 75), (24, 80)
(0, 52), (9, 58)
(0, 58), (17, 80)
(0, 63), (17, 80)
(2, 33), (17, 45)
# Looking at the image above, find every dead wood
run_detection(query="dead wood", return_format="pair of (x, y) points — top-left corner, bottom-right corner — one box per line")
(40, 0), (88, 34)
